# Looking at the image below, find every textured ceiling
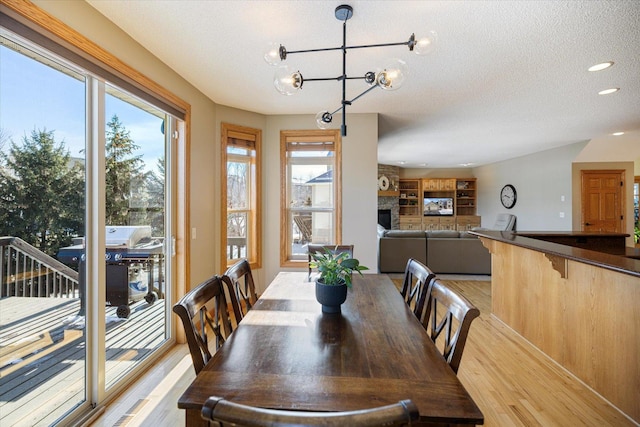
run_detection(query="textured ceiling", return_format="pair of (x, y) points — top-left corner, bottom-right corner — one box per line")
(86, 1), (640, 168)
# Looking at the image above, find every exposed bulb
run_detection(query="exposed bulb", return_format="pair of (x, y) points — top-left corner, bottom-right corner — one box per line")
(413, 31), (437, 55)
(264, 43), (283, 65)
(274, 65), (303, 95)
(376, 59), (408, 91)
(315, 111), (332, 129)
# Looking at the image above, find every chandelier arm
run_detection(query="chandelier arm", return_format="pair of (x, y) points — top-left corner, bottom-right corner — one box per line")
(283, 40), (410, 56)
(286, 46), (344, 55)
(347, 84), (379, 104)
(303, 76), (343, 82)
(344, 40), (411, 50)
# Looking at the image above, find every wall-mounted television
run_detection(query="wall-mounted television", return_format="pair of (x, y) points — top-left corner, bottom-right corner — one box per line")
(423, 197), (454, 216)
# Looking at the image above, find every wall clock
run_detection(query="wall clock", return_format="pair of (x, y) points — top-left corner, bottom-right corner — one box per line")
(500, 184), (518, 209)
(500, 184), (517, 209)
(378, 175), (390, 191)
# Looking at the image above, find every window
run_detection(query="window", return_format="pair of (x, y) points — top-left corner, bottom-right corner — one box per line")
(280, 130), (342, 266)
(221, 123), (261, 268)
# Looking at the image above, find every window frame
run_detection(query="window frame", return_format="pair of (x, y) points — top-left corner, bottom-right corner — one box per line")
(280, 129), (342, 267)
(221, 123), (262, 269)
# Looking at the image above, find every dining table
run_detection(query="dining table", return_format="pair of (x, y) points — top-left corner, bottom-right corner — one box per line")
(177, 272), (484, 426)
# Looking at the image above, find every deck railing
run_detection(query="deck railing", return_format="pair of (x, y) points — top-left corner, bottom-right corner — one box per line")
(0, 236), (79, 298)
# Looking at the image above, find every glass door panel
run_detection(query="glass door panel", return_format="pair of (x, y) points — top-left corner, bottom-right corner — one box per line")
(103, 87), (169, 388)
(0, 38), (87, 425)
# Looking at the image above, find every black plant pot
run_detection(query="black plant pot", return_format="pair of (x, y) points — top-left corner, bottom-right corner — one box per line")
(315, 279), (348, 314)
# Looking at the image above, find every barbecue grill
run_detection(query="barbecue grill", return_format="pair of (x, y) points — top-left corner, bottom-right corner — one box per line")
(58, 225), (164, 318)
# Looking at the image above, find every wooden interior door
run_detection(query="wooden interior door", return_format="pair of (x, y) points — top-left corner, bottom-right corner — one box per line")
(581, 170), (624, 232)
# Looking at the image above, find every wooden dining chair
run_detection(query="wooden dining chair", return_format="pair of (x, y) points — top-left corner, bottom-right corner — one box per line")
(221, 258), (258, 325)
(201, 396), (419, 426)
(400, 258), (436, 322)
(421, 278), (480, 374)
(307, 244), (354, 280)
(172, 275), (233, 374)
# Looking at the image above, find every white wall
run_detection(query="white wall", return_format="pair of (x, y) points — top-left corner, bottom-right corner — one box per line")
(262, 114), (379, 291)
(473, 142), (588, 230)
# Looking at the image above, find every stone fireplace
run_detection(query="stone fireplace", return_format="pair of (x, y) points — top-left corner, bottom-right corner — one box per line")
(377, 164), (400, 229)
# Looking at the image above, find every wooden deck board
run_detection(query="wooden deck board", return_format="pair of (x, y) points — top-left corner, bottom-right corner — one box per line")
(0, 296), (166, 426)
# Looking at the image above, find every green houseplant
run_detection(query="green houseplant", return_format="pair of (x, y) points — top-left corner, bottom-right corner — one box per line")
(310, 247), (368, 313)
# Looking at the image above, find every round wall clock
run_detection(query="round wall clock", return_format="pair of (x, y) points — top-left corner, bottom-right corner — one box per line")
(378, 175), (390, 191)
(500, 184), (517, 209)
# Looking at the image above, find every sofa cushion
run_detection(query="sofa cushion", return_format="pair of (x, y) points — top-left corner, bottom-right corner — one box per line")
(426, 230), (460, 238)
(384, 230), (426, 238)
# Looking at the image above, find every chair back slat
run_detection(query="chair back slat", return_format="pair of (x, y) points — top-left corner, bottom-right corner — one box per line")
(173, 275), (233, 374)
(422, 278), (480, 373)
(222, 258), (257, 324)
(400, 258), (436, 322)
(201, 396), (420, 426)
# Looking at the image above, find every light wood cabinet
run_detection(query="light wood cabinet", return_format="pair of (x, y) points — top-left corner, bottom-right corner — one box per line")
(422, 178), (456, 191)
(399, 217), (422, 230)
(398, 179), (421, 217)
(439, 217), (456, 230)
(456, 215), (481, 230)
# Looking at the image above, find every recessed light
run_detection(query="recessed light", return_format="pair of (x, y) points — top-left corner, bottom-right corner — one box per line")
(588, 61), (614, 72)
(612, 131), (625, 136)
(398, 161), (406, 165)
(460, 163), (473, 167)
(598, 88), (620, 95)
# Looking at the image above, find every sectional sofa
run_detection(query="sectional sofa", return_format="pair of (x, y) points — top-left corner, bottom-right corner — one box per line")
(377, 228), (491, 274)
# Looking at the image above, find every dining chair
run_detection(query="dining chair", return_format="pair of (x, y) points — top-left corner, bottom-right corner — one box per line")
(201, 396), (419, 426)
(400, 258), (436, 322)
(293, 215), (313, 244)
(221, 258), (258, 324)
(172, 275), (233, 374)
(421, 278), (480, 374)
(307, 244), (354, 281)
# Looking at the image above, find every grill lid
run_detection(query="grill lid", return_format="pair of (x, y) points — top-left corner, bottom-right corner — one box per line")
(106, 226), (152, 247)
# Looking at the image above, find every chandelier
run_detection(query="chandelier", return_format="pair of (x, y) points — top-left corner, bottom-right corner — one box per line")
(264, 4), (437, 136)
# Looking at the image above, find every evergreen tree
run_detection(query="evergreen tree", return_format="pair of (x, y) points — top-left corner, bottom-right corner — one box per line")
(0, 129), (84, 256)
(146, 155), (165, 235)
(105, 114), (147, 225)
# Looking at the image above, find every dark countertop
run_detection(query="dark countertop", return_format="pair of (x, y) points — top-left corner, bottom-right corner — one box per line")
(470, 230), (640, 279)
(513, 231), (629, 238)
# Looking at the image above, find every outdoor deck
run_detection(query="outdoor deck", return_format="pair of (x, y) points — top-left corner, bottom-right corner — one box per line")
(0, 296), (166, 426)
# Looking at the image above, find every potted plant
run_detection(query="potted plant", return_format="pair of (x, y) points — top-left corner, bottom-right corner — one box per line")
(310, 247), (368, 313)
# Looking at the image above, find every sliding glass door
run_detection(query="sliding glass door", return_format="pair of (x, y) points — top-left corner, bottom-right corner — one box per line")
(0, 30), (176, 425)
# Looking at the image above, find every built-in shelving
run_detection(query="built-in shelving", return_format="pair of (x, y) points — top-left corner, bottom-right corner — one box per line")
(455, 178), (477, 216)
(398, 179), (421, 217)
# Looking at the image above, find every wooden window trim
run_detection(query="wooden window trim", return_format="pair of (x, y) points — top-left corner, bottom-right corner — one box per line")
(221, 123), (262, 270)
(280, 129), (342, 268)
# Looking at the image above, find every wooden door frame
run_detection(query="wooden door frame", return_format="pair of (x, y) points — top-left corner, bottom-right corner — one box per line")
(580, 169), (625, 232)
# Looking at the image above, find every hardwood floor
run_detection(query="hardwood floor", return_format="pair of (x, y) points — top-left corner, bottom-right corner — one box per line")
(88, 278), (637, 427)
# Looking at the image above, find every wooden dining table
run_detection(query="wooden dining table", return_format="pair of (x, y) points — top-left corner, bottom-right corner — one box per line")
(177, 272), (484, 426)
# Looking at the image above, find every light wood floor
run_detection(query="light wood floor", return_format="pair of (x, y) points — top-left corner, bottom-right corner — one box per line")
(88, 278), (637, 427)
